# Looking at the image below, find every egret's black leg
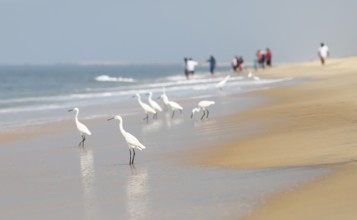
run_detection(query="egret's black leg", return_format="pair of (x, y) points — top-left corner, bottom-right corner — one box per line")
(143, 114), (149, 123)
(201, 111), (206, 120)
(79, 135), (85, 147)
(129, 149), (132, 165)
(171, 110), (175, 118)
(206, 109), (209, 118)
(131, 149), (136, 165)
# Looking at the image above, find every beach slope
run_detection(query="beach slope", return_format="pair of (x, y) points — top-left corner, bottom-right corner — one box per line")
(185, 57), (357, 219)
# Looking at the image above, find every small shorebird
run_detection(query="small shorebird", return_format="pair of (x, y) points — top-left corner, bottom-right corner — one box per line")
(133, 93), (156, 123)
(108, 115), (146, 165)
(68, 107), (92, 147)
(147, 91), (162, 119)
(216, 75), (231, 90)
(191, 100), (215, 120)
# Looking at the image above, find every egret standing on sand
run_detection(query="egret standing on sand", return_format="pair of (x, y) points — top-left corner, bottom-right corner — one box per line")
(191, 100), (215, 120)
(68, 108), (92, 147)
(147, 91), (162, 118)
(159, 87), (170, 110)
(158, 88), (183, 118)
(107, 115), (146, 165)
(216, 75), (230, 90)
(167, 100), (183, 118)
(133, 93), (156, 123)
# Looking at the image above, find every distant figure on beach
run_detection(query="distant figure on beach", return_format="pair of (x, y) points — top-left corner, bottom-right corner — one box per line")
(253, 58), (259, 71)
(237, 56), (244, 72)
(256, 50), (266, 69)
(183, 57), (189, 79)
(231, 56), (238, 72)
(256, 50), (262, 69)
(318, 42), (329, 65)
(265, 48), (272, 67)
(207, 55), (216, 75)
(186, 58), (198, 78)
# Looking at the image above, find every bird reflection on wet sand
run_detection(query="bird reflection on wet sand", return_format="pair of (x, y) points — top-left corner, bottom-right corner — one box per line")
(79, 148), (97, 218)
(126, 166), (149, 220)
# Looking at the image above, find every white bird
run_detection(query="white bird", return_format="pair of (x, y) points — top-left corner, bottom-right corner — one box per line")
(167, 100), (183, 118)
(108, 115), (146, 165)
(248, 71), (260, 81)
(216, 75), (231, 90)
(191, 100), (215, 120)
(160, 87), (170, 109)
(68, 107), (92, 147)
(147, 91), (162, 118)
(158, 90), (183, 118)
(191, 107), (201, 118)
(133, 93), (156, 123)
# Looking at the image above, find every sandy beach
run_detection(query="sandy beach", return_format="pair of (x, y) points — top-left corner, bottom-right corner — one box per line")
(182, 57), (357, 219)
(1, 57), (357, 219)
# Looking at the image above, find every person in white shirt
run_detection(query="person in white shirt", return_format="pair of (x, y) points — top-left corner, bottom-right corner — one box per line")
(318, 42), (330, 65)
(186, 58), (198, 77)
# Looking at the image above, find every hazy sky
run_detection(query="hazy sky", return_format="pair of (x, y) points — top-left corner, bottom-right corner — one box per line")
(1, 0), (356, 64)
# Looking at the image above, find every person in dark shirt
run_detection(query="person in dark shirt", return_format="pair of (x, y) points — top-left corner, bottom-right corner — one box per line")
(207, 55), (216, 75)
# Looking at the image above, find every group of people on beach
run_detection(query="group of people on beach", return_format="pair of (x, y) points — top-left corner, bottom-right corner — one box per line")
(254, 48), (272, 71)
(183, 42), (329, 79)
(183, 55), (217, 79)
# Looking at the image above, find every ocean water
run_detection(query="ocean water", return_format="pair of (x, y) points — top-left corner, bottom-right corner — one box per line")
(0, 63), (294, 130)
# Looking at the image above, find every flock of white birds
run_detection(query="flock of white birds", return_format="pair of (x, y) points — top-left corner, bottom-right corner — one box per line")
(68, 72), (260, 165)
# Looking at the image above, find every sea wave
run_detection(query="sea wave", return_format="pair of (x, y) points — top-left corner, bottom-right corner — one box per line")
(95, 75), (136, 83)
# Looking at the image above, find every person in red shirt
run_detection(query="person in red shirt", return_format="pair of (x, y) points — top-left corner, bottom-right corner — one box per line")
(266, 48), (272, 67)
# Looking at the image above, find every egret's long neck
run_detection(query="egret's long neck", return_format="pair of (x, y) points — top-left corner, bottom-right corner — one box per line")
(118, 119), (126, 135)
(137, 95), (144, 106)
(75, 110), (79, 124)
(148, 93), (152, 101)
(137, 95), (141, 103)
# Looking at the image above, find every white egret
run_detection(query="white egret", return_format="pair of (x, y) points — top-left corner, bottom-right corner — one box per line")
(133, 93), (156, 123)
(108, 115), (146, 165)
(191, 107), (201, 118)
(147, 91), (162, 119)
(216, 75), (230, 90)
(159, 87), (170, 111)
(191, 100), (215, 120)
(167, 100), (183, 118)
(68, 107), (92, 147)
(161, 87), (169, 105)
(248, 71), (260, 81)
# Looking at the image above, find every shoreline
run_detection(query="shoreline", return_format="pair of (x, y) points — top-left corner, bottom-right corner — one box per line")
(181, 57), (357, 219)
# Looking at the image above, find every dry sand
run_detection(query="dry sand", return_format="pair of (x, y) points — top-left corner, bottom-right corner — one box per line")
(184, 57), (357, 219)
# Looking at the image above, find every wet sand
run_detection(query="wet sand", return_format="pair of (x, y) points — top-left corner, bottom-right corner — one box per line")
(182, 57), (357, 219)
(0, 86), (328, 219)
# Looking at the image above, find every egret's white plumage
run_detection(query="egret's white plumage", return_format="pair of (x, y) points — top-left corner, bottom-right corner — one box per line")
(191, 107), (201, 118)
(158, 89), (183, 118)
(147, 91), (162, 118)
(191, 100), (215, 120)
(133, 93), (156, 123)
(108, 115), (146, 165)
(68, 107), (92, 146)
(160, 87), (170, 111)
(216, 75), (231, 90)
(161, 87), (170, 105)
(167, 100), (183, 118)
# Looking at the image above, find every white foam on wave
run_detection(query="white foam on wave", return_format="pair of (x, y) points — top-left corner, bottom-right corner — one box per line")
(95, 75), (136, 83)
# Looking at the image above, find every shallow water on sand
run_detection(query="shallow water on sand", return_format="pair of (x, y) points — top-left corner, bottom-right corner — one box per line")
(0, 94), (329, 219)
